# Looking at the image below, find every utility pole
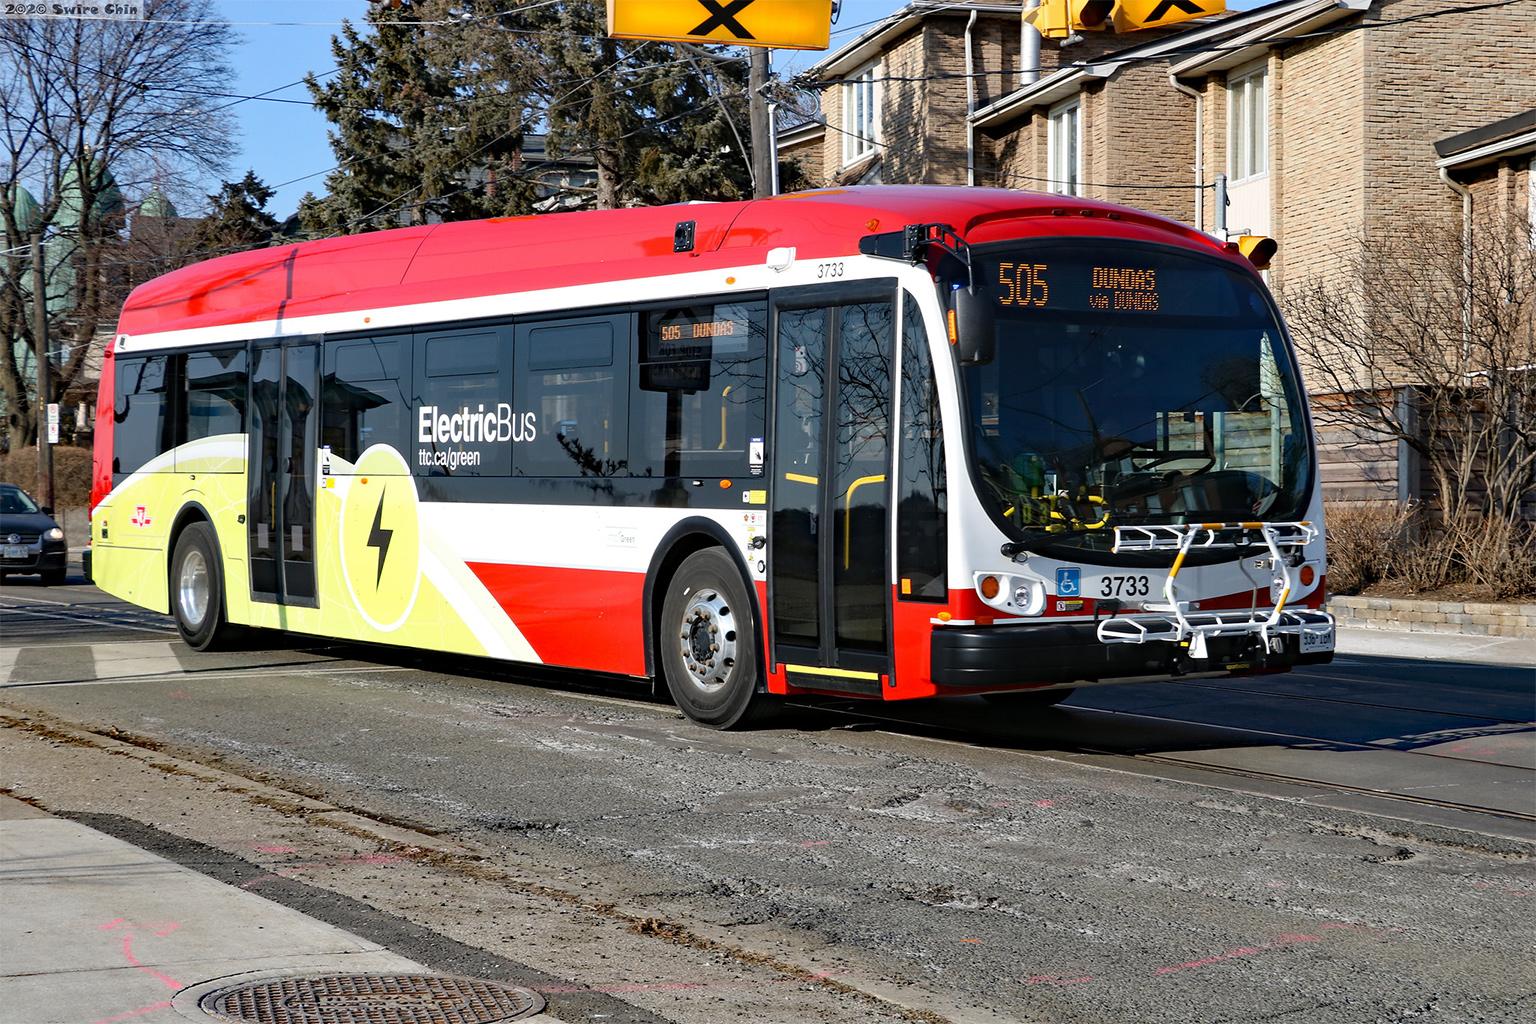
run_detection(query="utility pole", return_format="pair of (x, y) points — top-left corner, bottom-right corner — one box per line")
(749, 49), (772, 198)
(30, 230), (53, 510)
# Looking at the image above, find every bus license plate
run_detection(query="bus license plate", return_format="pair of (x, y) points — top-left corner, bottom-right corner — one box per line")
(1300, 626), (1335, 653)
(3, 545), (26, 559)
(1089, 574), (1154, 599)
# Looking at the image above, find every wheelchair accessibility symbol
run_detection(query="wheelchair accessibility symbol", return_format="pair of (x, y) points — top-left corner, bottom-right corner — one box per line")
(1057, 567), (1081, 598)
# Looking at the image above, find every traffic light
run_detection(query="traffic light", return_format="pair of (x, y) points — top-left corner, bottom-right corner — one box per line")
(1022, 0), (1073, 39)
(1024, 0), (1226, 36)
(1073, 0), (1116, 30)
(1237, 235), (1277, 271)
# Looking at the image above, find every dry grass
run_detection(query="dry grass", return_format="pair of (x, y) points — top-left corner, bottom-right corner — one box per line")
(1325, 500), (1536, 600)
(0, 445), (94, 510)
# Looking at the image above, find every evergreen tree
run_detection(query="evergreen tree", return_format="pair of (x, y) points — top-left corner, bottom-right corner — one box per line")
(530, 0), (754, 209)
(304, 0), (535, 231)
(303, 0), (755, 230)
(186, 172), (280, 253)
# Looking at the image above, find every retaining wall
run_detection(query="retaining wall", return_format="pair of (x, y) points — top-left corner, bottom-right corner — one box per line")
(1327, 595), (1536, 639)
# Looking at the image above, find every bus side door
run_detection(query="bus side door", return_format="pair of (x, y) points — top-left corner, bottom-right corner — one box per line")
(769, 283), (896, 694)
(248, 337), (320, 607)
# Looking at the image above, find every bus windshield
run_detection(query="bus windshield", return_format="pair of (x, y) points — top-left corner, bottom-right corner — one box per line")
(962, 241), (1311, 555)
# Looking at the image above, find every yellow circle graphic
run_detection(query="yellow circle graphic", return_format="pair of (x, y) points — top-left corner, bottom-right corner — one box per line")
(339, 445), (421, 632)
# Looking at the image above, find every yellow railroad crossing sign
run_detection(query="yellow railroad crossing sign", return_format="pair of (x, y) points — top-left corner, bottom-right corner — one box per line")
(1111, 0), (1225, 32)
(607, 0), (834, 50)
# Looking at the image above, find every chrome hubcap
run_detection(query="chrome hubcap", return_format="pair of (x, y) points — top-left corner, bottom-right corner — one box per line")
(676, 587), (738, 694)
(178, 548), (209, 628)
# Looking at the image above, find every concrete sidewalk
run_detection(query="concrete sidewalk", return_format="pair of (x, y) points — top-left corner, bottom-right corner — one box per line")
(0, 795), (549, 1024)
(1333, 622), (1536, 668)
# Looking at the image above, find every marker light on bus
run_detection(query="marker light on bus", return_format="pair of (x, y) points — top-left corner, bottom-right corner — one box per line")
(973, 572), (1047, 616)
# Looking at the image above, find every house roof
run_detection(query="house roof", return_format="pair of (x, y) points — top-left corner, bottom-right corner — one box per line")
(970, 0), (1369, 136)
(1167, 0), (1369, 77)
(1434, 109), (1536, 169)
(776, 119), (826, 152)
(808, 1), (1023, 80)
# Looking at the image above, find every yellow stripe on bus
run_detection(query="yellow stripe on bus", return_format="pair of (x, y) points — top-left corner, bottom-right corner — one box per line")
(782, 664), (881, 681)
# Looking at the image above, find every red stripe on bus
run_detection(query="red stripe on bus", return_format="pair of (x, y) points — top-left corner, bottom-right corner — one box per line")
(466, 562), (647, 678)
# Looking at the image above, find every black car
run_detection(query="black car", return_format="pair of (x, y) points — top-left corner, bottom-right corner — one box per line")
(0, 483), (67, 586)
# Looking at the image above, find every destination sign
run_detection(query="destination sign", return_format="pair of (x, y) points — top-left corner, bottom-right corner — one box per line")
(642, 304), (752, 392)
(984, 252), (1245, 318)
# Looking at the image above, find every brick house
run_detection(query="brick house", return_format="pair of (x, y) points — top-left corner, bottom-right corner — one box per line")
(791, 0), (1536, 507)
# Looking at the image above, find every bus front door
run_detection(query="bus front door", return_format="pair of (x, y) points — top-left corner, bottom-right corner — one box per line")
(248, 339), (320, 607)
(770, 287), (895, 695)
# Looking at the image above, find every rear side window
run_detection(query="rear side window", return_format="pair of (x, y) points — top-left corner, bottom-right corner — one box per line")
(183, 349), (247, 444)
(112, 355), (173, 482)
(324, 336), (409, 465)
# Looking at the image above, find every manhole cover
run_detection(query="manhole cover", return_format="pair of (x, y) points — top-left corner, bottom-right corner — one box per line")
(198, 973), (545, 1024)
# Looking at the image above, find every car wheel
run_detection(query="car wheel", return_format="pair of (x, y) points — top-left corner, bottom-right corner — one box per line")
(659, 547), (777, 729)
(981, 687), (1076, 707)
(170, 522), (242, 651)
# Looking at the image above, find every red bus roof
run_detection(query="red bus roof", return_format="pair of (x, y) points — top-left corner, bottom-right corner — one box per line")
(116, 186), (1227, 339)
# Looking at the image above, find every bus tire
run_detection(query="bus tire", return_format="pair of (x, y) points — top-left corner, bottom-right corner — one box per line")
(170, 522), (242, 651)
(659, 547), (777, 730)
(981, 687), (1075, 707)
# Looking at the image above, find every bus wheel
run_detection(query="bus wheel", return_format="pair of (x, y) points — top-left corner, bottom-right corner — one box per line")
(171, 522), (241, 651)
(981, 687), (1076, 707)
(660, 548), (777, 729)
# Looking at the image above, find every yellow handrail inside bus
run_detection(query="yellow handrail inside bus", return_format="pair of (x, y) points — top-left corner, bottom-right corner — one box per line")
(844, 474), (886, 568)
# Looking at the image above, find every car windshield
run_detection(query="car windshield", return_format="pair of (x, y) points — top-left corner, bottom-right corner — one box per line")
(961, 241), (1311, 555)
(0, 486), (41, 515)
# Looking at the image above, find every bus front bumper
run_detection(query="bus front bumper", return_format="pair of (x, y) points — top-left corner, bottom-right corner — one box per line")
(930, 612), (1335, 690)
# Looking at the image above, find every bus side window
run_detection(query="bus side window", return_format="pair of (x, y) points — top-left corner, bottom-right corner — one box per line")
(515, 316), (627, 477)
(632, 299), (767, 479)
(112, 354), (173, 483)
(180, 348), (247, 450)
(414, 329), (509, 477)
(323, 336), (407, 467)
(897, 295), (947, 601)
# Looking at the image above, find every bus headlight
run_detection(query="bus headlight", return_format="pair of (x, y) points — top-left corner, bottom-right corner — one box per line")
(973, 573), (1047, 617)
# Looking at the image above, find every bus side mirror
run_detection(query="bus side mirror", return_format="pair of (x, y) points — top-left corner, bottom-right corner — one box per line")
(951, 284), (995, 366)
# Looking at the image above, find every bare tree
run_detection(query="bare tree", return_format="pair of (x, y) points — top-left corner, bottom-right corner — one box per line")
(0, 0), (236, 448)
(1282, 209), (1536, 593)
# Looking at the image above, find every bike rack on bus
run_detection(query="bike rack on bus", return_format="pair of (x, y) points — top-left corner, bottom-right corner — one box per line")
(1094, 521), (1334, 660)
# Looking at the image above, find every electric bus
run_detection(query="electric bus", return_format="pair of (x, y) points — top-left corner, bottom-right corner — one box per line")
(91, 186), (1334, 727)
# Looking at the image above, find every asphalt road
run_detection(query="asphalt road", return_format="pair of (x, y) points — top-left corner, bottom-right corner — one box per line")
(2, 578), (1533, 1024)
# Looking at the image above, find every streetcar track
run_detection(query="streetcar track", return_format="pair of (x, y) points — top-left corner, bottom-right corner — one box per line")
(1128, 751), (1536, 823)
(1156, 677), (1534, 726)
(795, 700), (1536, 827)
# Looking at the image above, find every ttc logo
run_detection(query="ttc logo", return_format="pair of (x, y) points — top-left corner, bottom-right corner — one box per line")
(1056, 567), (1081, 598)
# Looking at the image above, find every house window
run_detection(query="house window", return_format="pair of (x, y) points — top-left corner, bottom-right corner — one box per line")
(1048, 98), (1080, 196)
(1228, 66), (1268, 182)
(842, 63), (878, 165)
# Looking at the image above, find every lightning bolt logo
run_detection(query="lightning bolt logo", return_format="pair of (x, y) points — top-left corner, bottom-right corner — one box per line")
(367, 489), (393, 588)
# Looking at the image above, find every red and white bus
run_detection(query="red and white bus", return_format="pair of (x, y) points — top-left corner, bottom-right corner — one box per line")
(91, 186), (1334, 727)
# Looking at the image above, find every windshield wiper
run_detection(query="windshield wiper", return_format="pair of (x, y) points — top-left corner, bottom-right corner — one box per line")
(1000, 529), (1103, 560)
